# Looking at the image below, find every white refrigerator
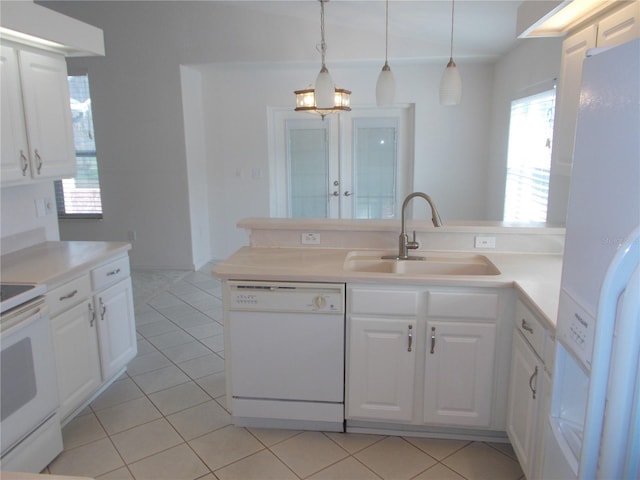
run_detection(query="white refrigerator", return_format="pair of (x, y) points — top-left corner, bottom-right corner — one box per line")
(543, 38), (640, 479)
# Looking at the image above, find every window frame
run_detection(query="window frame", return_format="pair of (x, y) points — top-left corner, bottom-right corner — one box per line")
(55, 71), (103, 220)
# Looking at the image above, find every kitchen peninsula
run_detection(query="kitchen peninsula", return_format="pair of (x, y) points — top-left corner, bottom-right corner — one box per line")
(214, 218), (563, 477)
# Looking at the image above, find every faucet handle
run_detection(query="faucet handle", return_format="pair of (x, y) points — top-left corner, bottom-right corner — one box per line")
(407, 230), (419, 250)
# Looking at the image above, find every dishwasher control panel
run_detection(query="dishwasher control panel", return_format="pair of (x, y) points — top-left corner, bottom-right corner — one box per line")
(227, 281), (344, 314)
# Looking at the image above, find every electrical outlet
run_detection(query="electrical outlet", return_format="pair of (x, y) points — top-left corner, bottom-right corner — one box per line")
(474, 236), (496, 249)
(128, 230), (137, 242)
(301, 232), (321, 245)
(35, 198), (46, 217)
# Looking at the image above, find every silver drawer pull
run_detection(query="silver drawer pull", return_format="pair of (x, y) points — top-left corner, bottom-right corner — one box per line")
(20, 150), (28, 175)
(106, 268), (121, 276)
(59, 289), (78, 301)
(521, 318), (534, 334)
(529, 365), (538, 399)
(99, 298), (106, 320)
(88, 303), (95, 327)
(34, 149), (43, 174)
(430, 326), (436, 354)
(407, 325), (413, 352)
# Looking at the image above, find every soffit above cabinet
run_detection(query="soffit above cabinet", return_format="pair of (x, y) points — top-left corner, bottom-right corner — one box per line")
(0, 1), (104, 56)
(517, 0), (622, 37)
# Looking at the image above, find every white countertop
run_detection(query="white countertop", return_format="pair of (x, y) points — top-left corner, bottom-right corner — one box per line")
(213, 247), (563, 330)
(0, 241), (131, 286)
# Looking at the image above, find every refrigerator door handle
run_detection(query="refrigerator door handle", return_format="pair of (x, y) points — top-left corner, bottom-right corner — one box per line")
(580, 226), (640, 479)
(599, 261), (640, 478)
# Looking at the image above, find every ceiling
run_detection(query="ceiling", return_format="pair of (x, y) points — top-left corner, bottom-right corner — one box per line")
(231, 1), (527, 61)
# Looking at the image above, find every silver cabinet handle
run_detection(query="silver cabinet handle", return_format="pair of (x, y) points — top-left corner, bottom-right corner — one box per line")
(88, 303), (95, 327)
(430, 326), (436, 354)
(344, 191), (352, 197)
(59, 289), (78, 301)
(529, 365), (538, 399)
(407, 324), (413, 352)
(34, 149), (43, 174)
(99, 298), (106, 320)
(106, 268), (121, 276)
(20, 150), (29, 175)
(521, 319), (534, 334)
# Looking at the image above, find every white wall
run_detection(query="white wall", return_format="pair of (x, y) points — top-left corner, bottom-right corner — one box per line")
(0, 182), (59, 253)
(180, 66), (212, 270)
(34, 1), (562, 267)
(200, 60), (495, 259)
(487, 36), (564, 221)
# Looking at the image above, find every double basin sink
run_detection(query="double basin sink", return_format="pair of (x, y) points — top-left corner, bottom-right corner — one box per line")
(343, 251), (500, 276)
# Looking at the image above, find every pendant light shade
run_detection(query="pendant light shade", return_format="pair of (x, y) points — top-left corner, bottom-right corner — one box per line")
(439, 0), (462, 106)
(439, 58), (461, 105)
(376, 63), (395, 106)
(376, 0), (395, 106)
(294, 0), (351, 118)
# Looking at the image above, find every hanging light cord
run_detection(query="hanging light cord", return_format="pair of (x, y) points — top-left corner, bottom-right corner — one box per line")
(384, 0), (389, 65)
(318, 0), (327, 68)
(448, 0), (455, 61)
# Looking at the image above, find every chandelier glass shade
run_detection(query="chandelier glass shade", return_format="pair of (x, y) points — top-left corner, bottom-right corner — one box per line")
(294, 0), (351, 117)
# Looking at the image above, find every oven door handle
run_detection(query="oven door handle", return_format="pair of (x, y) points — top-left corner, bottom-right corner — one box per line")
(1, 308), (43, 337)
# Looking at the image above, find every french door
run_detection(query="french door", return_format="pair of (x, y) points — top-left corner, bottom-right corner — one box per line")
(270, 106), (413, 219)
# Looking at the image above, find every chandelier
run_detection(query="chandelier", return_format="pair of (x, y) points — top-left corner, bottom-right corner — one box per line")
(294, 0), (351, 118)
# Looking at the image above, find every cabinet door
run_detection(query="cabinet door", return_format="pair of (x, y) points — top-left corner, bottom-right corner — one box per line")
(551, 24), (598, 170)
(95, 278), (137, 380)
(51, 301), (102, 420)
(18, 49), (75, 180)
(423, 321), (496, 427)
(506, 331), (542, 479)
(597, 1), (640, 47)
(0, 45), (30, 185)
(347, 316), (416, 422)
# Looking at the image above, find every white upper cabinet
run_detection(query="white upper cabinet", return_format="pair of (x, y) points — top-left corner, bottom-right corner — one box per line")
(0, 44), (30, 183)
(1, 43), (76, 186)
(596, 1), (640, 47)
(552, 2), (639, 171)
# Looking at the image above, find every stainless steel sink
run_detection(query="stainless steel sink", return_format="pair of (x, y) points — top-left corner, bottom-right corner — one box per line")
(343, 251), (500, 276)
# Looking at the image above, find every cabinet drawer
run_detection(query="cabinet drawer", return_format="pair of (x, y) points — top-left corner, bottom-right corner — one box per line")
(47, 274), (91, 317)
(426, 291), (499, 320)
(91, 256), (130, 291)
(515, 300), (546, 358)
(349, 288), (418, 316)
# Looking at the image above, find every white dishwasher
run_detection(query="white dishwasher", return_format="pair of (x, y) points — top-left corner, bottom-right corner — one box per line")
(226, 281), (345, 432)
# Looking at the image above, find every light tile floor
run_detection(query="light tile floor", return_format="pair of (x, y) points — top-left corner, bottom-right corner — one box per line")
(44, 263), (524, 480)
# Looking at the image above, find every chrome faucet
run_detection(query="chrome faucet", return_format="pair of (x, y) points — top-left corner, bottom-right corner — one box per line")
(383, 192), (443, 260)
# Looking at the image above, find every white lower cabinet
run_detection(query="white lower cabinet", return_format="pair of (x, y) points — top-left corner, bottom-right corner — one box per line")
(507, 331), (542, 478)
(506, 299), (553, 479)
(424, 320), (496, 427)
(348, 316), (417, 422)
(94, 278), (137, 380)
(48, 254), (136, 423)
(50, 300), (102, 420)
(346, 284), (507, 432)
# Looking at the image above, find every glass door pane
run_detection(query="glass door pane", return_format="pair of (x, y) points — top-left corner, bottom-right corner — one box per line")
(352, 119), (398, 219)
(287, 124), (329, 218)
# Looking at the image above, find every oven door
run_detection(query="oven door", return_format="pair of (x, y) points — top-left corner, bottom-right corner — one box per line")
(1, 299), (59, 454)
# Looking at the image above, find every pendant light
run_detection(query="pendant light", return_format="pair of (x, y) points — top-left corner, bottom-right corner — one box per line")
(294, 0), (351, 118)
(439, 0), (462, 106)
(376, 0), (395, 106)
